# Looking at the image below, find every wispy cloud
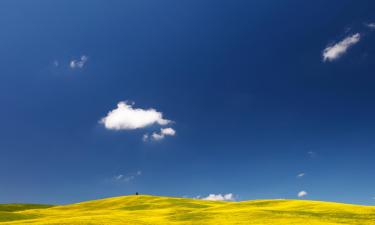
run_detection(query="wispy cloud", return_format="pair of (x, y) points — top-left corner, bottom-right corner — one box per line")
(365, 23), (375, 30)
(113, 170), (142, 182)
(70, 55), (88, 69)
(323, 33), (361, 62)
(296, 173), (305, 178)
(201, 193), (235, 201)
(53, 60), (59, 67)
(308, 151), (317, 158)
(144, 127), (176, 141)
(297, 190), (308, 198)
(114, 174), (124, 180)
(100, 101), (171, 130)
(142, 133), (149, 142)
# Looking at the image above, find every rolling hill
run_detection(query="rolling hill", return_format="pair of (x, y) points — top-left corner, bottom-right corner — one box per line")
(0, 195), (374, 225)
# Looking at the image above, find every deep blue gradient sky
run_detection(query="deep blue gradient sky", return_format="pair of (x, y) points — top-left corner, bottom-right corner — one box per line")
(1, 0), (375, 205)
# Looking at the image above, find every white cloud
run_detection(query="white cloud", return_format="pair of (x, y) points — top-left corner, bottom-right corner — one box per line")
(366, 23), (375, 29)
(142, 133), (149, 142)
(144, 127), (176, 141)
(308, 151), (317, 158)
(151, 132), (164, 141)
(113, 170), (142, 182)
(296, 173), (305, 178)
(323, 33), (361, 62)
(202, 193), (234, 201)
(100, 101), (171, 130)
(70, 55), (88, 69)
(160, 127), (176, 136)
(297, 190), (308, 198)
(114, 174), (124, 180)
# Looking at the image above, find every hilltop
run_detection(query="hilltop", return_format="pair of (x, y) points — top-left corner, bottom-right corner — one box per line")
(0, 195), (374, 224)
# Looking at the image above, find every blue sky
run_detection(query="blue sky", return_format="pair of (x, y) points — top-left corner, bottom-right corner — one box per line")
(1, 0), (375, 205)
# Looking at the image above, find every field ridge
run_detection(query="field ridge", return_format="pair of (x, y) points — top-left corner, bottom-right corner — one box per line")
(1, 195), (374, 225)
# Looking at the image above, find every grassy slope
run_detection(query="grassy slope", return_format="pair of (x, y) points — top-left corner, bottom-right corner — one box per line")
(0, 204), (53, 223)
(0, 195), (375, 225)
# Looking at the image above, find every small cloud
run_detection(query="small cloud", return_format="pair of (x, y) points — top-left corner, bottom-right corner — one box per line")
(297, 190), (308, 198)
(160, 127), (176, 136)
(365, 23), (375, 29)
(308, 151), (317, 158)
(143, 127), (176, 142)
(323, 33), (361, 62)
(142, 134), (149, 142)
(114, 174), (124, 180)
(113, 170), (142, 182)
(201, 193), (235, 201)
(146, 127), (176, 141)
(53, 60), (59, 67)
(70, 55), (88, 69)
(100, 101), (171, 130)
(151, 132), (164, 141)
(296, 173), (305, 178)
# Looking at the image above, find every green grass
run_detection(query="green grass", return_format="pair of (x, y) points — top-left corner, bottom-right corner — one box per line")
(0, 195), (374, 225)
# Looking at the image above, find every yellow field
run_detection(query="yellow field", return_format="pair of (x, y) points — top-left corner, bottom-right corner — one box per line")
(1, 195), (375, 225)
